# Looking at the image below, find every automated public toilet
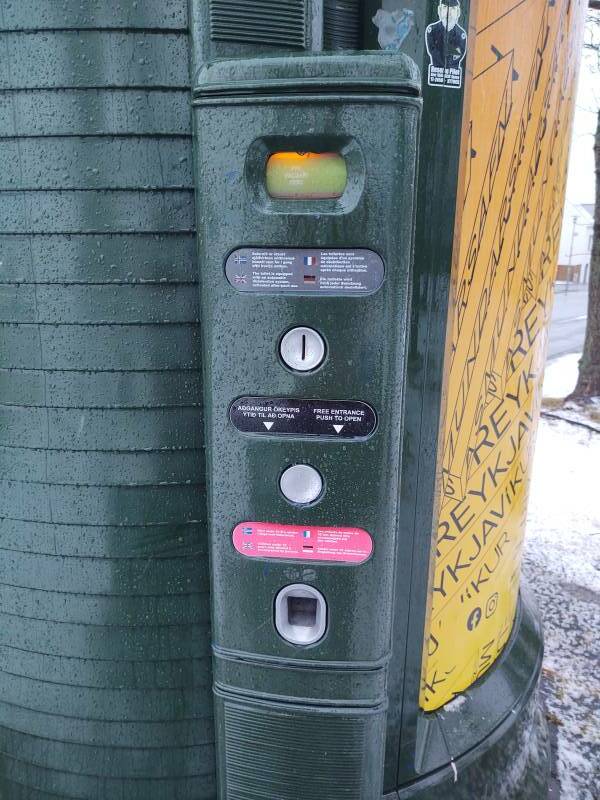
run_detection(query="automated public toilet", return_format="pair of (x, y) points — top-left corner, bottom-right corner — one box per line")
(0, 0), (586, 798)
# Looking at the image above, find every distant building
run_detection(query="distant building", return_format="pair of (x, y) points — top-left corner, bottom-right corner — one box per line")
(558, 201), (595, 284)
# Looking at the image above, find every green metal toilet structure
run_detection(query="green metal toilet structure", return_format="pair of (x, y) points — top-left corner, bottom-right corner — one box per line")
(0, 0), (569, 798)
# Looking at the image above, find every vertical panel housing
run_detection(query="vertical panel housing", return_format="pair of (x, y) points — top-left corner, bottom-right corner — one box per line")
(193, 54), (421, 800)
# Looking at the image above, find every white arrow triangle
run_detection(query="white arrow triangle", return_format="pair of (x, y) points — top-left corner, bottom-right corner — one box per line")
(333, 424), (344, 433)
(263, 421), (274, 430)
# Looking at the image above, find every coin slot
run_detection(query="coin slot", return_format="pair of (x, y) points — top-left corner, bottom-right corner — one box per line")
(279, 326), (326, 372)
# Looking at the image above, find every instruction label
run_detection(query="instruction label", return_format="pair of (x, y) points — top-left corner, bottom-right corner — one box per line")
(230, 397), (377, 439)
(233, 522), (373, 564)
(225, 248), (384, 295)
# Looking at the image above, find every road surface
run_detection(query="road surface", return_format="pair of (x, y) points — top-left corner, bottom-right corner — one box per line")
(546, 286), (589, 361)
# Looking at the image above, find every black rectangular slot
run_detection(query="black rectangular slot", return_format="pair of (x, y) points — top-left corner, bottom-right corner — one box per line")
(288, 596), (318, 628)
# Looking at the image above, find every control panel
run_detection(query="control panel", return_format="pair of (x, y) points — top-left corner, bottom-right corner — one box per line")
(193, 51), (420, 800)
(194, 65), (419, 666)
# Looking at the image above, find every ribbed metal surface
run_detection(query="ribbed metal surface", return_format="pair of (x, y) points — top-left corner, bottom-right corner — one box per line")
(0, 2), (213, 798)
(221, 701), (385, 799)
(0, 0), (188, 30)
(209, 0), (306, 47)
(324, 0), (362, 50)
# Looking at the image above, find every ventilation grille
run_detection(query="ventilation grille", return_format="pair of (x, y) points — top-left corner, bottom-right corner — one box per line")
(209, 0), (306, 48)
(222, 702), (384, 799)
(324, 0), (361, 50)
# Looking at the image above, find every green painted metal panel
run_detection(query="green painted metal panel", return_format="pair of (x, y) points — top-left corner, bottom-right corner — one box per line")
(0, 234), (197, 283)
(0, 89), (192, 137)
(0, 407), (202, 449)
(0, 649), (210, 689)
(0, 551), (207, 594)
(1, 586), (209, 625)
(0, 709), (213, 749)
(0, 519), (205, 558)
(0, 482), (204, 525)
(0, 728), (213, 778)
(0, 190), (195, 234)
(0, 1), (188, 30)
(1, 616), (209, 663)
(0, 782), (213, 800)
(0, 137), (193, 190)
(0, 284), (198, 323)
(0, 32), (190, 89)
(0, 447), (203, 484)
(0, 369), (202, 408)
(0, 3), (212, 799)
(0, 674), (212, 720)
(0, 324), (200, 370)
(0, 762), (215, 800)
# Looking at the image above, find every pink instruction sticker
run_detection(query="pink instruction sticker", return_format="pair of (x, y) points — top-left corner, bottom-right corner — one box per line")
(232, 521), (373, 564)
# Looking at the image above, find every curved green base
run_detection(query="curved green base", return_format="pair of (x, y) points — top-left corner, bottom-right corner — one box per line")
(389, 591), (550, 799)
(390, 689), (550, 800)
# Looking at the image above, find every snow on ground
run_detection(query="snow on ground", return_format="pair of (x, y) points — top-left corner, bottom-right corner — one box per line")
(523, 417), (600, 799)
(543, 354), (581, 398)
(542, 353), (600, 432)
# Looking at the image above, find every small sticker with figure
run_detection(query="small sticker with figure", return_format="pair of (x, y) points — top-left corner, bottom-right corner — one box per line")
(425, 0), (467, 89)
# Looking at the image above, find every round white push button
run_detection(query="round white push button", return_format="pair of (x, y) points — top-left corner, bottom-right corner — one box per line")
(280, 464), (323, 505)
(280, 327), (325, 372)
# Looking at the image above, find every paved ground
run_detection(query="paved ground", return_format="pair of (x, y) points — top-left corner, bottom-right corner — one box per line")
(547, 286), (589, 361)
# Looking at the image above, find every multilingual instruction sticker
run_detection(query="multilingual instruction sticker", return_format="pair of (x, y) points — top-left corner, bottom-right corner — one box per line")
(233, 521), (373, 564)
(229, 397), (377, 439)
(225, 248), (384, 295)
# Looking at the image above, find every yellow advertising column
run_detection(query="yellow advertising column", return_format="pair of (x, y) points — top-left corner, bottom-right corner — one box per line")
(421, 0), (587, 712)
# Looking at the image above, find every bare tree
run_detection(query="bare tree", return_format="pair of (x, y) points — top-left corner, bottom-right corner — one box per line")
(570, 7), (600, 399)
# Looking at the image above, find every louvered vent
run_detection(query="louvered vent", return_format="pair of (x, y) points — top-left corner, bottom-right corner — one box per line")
(324, 0), (361, 50)
(209, 0), (306, 48)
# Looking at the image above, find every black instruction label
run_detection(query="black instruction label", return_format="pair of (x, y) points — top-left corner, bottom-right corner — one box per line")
(230, 397), (377, 439)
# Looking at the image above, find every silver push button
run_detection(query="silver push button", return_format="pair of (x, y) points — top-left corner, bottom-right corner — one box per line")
(279, 326), (325, 372)
(280, 464), (323, 505)
(275, 584), (327, 645)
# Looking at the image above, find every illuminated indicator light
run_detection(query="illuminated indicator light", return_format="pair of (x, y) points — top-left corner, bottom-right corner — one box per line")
(266, 152), (348, 200)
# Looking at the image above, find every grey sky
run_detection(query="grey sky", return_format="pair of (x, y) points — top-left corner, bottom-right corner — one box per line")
(565, 37), (598, 205)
